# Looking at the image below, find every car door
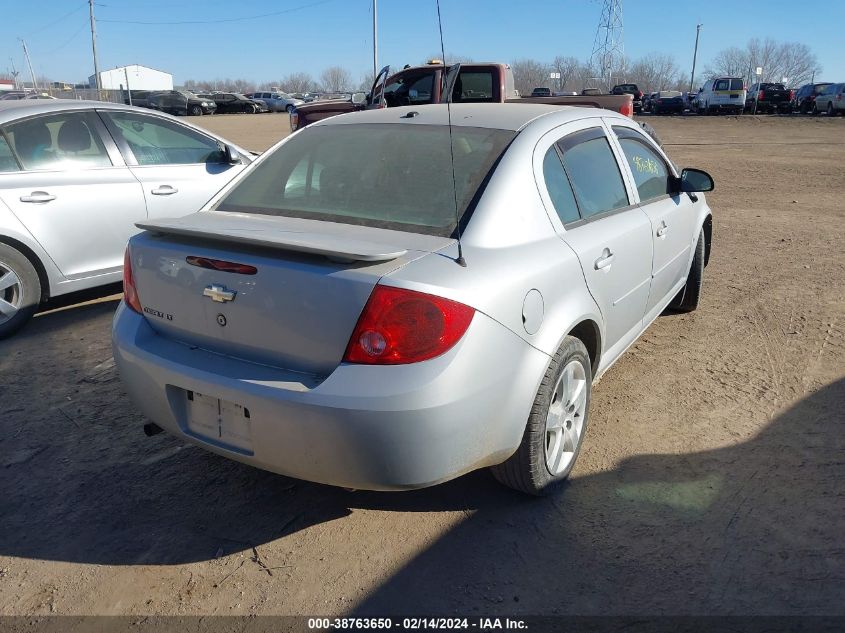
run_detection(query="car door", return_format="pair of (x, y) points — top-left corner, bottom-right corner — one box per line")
(536, 121), (653, 358)
(609, 123), (699, 322)
(0, 110), (147, 279)
(99, 109), (247, 220)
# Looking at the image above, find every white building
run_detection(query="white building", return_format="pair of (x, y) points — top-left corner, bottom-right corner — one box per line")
(89, 64), (173, 91)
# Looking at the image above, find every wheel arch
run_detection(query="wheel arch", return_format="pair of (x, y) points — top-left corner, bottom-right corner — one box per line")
(0, 235), (51, 301)
(567, 319), (602, 378)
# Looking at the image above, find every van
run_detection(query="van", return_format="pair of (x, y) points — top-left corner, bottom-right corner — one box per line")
(695, 77), (746, 115)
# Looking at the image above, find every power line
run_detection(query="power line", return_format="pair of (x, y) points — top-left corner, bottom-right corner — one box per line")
(24, 3), (88, 37)
(40, 21), (89, 56)
(98, 0), (335, 25)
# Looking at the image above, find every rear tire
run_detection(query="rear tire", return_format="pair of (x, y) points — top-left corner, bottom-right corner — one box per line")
(491, 336), (591, 496)
(0, 244), (41, 339)
(828, 103), (835, 116)
(669, 228), (705, 313)
(190, 105), (203, 116)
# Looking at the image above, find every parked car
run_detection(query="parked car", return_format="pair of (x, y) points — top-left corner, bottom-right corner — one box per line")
(0, 100), (252, 337)
(696, 77), (745, 115)
(113, 103), (714, 495)
(791, 82), (832, 114)
(0, 92), (27, 101)
(814, 83), (845, 116)
(148, 90), (217, 116)
(745, 83), (793, 114)
(531, 87), (552, 97)
(204, 92), (265, 114)
(123, 90), (154, 109)
(25, 94), (58, 100)
(247, 91), (304, 113)
(642, 91), (659, 112)
(651, 90), (685, 115)
(611, 83), (644, 113)
(292, 62), (634, 130)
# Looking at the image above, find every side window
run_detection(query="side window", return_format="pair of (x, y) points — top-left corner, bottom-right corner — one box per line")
(407, 75), (434, 104)
(5, 112), (112, 171)
(613, 127), (671, 202)
(453, 72), (495, 103)
(0, 134), (20, 172)
(541, 147), (579, 224)
(558, 129), (629, 219)
(103, 111), (223, 165)
(715, 79), (729, 91)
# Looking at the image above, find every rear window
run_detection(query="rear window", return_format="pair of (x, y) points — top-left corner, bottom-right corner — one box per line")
(215, 123), (515, 236)
(730, 79), (744, 90)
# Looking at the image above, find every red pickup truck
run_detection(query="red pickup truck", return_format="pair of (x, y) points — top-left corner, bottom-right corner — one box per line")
(291, 61), (634, 130)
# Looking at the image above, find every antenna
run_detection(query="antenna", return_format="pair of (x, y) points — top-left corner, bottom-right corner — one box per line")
(435, 0), (466, 267)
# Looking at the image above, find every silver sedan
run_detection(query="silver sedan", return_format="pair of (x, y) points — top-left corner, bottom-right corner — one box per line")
(0, 100), (253, 338)
(113, 103), (714, 495)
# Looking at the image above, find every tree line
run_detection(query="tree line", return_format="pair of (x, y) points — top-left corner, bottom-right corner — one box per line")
(42, 37), (813, 97)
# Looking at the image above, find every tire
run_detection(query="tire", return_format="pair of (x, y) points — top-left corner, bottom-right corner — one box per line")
(800, 102), (809, 115)
(828, 103), (835, 116)
(286, 104), (294, 113)
(0, 244), (41, 339)
(190, 105), (203, 116)
(669, 228), (705, 313)
(812, 103), (819, 116)
(491, 336), (592, 496)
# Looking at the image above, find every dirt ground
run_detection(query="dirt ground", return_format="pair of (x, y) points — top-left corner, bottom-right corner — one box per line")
(0, 113), (843, 618)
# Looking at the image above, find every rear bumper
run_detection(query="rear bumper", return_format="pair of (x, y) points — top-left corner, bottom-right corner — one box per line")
(112, 303), (549, 490)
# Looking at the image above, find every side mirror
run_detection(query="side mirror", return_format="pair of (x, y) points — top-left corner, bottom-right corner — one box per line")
(677, 168), (714, 193)
(351, 92), (367, 105)
(223, 144), (241, 165)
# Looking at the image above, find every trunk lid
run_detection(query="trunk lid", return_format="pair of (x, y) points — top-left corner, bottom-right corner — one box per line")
(130, 213), (451, 376)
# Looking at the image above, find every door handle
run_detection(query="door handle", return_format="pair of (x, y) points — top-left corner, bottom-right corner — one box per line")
(151, 185), (178, 196)
(594, 249), (615, 270)
(656, 223), (668, 238)
(20, 191), (56, 203)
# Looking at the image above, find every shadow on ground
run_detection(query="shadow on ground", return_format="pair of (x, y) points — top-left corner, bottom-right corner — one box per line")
(0, 292), (842, 614)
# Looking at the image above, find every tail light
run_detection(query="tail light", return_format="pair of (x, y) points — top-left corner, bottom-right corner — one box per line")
(789, 90), (795, 100)
(758, 90), (765, 101)
(290, 111), (299, 130)
(343, 285), (475, 365)
(123, 247), (142, 314)
(637, 91), (643, 99)
(619, 99), (633, 118)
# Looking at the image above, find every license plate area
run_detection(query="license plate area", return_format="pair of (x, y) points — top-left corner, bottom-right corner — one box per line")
(185, 390), (254, 455)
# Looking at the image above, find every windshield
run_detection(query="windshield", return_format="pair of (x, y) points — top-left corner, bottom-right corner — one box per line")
(215, 123), (515, 236)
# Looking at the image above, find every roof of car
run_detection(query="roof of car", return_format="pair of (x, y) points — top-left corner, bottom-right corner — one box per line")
(315, 103), (626, 132)
(0, 99), (159, 125)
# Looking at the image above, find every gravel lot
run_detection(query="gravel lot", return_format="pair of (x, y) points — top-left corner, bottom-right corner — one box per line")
(0, 113), (842, 617)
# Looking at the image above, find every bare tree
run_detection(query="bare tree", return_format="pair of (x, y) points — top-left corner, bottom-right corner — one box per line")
(704, 39), (820, 87)
(550, 56), (580, 92)
(279, 72), (317, 94)
(511, 58), (550, 96)
(627, 53), (684, 93)
(319, 66), (352, 92)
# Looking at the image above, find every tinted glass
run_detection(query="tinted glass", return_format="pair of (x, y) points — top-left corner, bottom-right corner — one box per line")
(730, 79), (744, 90)
(215, 123), (515, 237)
(542, 147), (579, 224)
(559, 133), (628, 218)
(0, 134), (20, 172)
(814, 84), (831, 95)
(715, 80), (729, 91)
(384, 72), (435, 106)
(5, 112), (111, 171)
(614, 128), (671, 202)
(454, 72), (495, 103)
(104, 111), (224, 165)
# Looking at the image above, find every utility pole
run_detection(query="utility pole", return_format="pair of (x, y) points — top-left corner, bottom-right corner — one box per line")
(20, 39), (38, 91)
(89, 0), (102, 98)
(689, 23), (702, 95)
(372, 0), (378, 81)
(9, 57), (20, 90)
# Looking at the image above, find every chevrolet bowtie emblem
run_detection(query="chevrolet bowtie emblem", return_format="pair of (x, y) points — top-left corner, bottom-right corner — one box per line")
(203, 284), (236, 303)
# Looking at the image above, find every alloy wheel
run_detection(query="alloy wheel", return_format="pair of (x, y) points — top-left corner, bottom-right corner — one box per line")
(544, 359), (588, 475)
(0, 260), (23, 326)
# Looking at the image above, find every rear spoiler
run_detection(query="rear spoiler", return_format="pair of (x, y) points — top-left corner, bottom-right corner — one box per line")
(136, 213), (408, 263)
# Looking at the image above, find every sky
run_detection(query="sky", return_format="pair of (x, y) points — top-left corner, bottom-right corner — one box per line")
(5, 0), (842, 88)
